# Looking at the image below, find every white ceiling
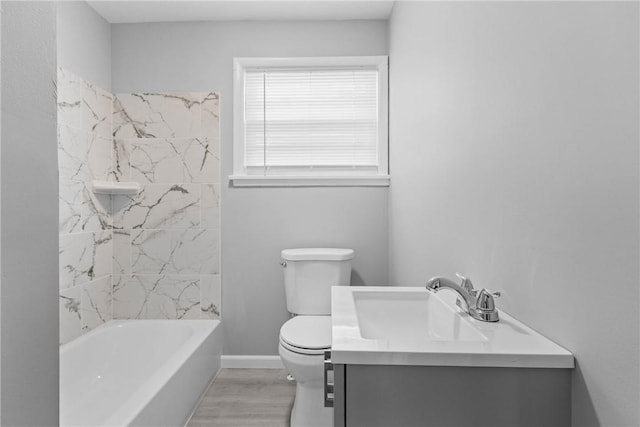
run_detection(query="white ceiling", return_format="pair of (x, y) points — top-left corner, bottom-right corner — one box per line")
(87, 0), (395, 24)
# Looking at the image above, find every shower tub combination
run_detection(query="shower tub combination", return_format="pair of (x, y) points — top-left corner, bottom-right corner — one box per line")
(60, 320), (222, 427)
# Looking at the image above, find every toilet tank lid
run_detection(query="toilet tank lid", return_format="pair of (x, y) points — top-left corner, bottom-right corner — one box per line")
(281, 248), (354, 261)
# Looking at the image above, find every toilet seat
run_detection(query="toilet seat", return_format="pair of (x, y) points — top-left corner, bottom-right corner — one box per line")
(279, 339), (328, 356)
(279, 316), (331, 356)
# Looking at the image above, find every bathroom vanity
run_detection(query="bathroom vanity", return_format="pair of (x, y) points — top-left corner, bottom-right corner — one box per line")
(329, 287), (574, 427)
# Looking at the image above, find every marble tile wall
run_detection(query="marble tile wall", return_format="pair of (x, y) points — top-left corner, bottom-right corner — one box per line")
(112, 91), (221, 322)
(58, 68), (221, 345)
(58, 68), (114, 344)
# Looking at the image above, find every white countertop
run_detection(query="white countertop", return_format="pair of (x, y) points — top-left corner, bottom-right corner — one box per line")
(331, 286), (574, 369)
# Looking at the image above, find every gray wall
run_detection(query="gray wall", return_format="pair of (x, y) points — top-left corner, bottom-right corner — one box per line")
(111, 20), (389, 355)
(388, 2), (639, 426)
(57, 1), (111, 90)
(1, 2), (59, 425)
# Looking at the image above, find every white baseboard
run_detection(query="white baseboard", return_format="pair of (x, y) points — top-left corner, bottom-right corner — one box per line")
(221, 355), (284, 369)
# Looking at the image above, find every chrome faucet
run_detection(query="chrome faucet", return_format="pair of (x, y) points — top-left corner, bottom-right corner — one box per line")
(425, 273), (501, 322)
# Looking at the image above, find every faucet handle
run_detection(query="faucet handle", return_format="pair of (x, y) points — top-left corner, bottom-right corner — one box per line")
(455, 272), (475, 294)
(475, 289), (501, 312)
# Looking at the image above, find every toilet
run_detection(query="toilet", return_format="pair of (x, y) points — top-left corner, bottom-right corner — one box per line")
(278, 248), (354, 427)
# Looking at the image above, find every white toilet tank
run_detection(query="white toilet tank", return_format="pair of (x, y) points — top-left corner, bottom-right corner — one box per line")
(281, 248), (354, 315)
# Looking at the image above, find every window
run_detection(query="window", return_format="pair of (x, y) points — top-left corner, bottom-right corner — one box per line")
(231, 56), (389, 187)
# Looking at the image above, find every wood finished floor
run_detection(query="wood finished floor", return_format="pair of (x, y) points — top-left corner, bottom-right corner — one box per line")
(187, 369), (296, 427)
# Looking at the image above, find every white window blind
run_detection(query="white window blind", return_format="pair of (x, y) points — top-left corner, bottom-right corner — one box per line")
(232, 56), (389, 187)
(244, 68), (380, 175)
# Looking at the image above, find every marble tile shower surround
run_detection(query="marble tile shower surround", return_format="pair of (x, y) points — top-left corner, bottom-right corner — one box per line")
(112, 91), (220, 323)
(58, 67), (114, 345)
(58, 67), (221, 345)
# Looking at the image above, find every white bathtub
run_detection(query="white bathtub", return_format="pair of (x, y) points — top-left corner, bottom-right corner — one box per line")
(60, 320), (222, 427)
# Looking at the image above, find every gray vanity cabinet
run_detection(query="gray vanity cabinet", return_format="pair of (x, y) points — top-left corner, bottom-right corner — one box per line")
(333, 363), (571, 427)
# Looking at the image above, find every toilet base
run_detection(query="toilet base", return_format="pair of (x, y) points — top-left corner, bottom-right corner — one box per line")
(290, 381), (333, 427)
(279, 329), (334, 427)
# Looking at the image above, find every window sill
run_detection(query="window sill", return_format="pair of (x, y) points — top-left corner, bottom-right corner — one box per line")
(229, 175), (390, 187)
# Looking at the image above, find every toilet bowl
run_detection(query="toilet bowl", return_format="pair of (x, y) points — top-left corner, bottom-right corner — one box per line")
(278, 248), (354, 427)
(279, 316), (332, 427)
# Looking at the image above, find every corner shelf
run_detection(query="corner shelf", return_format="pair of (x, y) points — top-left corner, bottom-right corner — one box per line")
(92, 180), (140, 196)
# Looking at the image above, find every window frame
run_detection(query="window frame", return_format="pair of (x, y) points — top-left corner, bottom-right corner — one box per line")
(231, 56), (389, 187)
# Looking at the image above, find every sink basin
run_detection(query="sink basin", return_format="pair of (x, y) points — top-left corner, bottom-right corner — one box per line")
(331, 286), (574, 368)
(354, 290), (487, 344)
